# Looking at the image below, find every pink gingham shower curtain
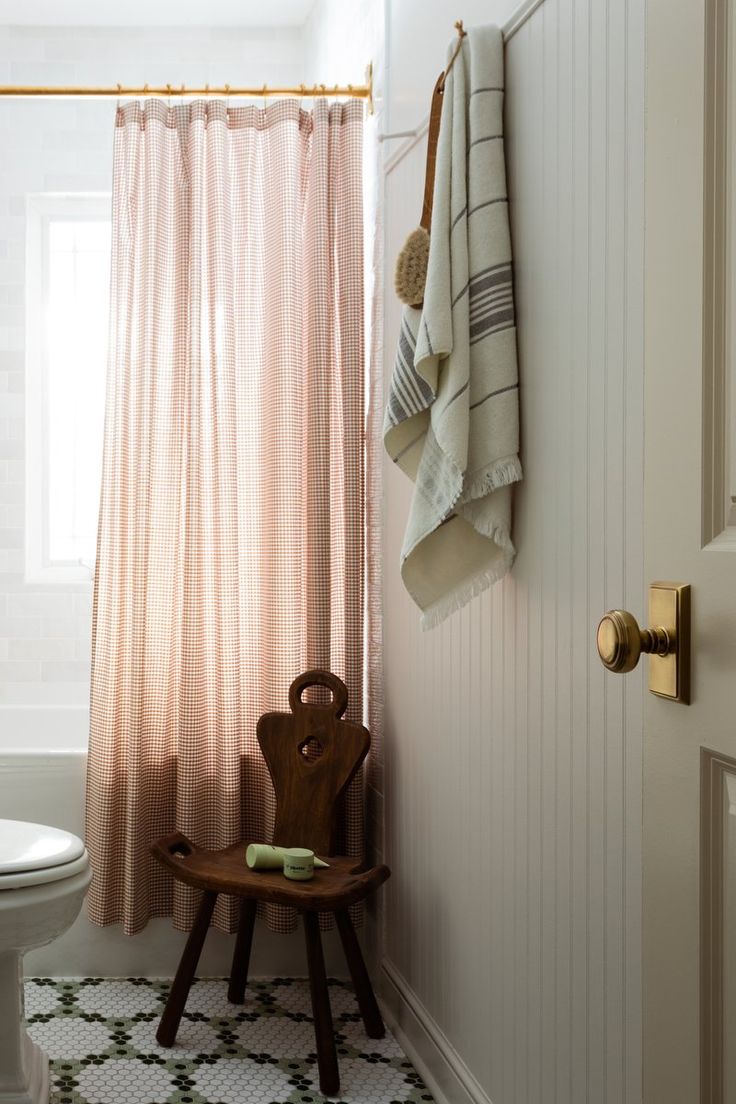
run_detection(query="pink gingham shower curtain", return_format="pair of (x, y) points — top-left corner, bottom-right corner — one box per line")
(86, 99), (366, 935)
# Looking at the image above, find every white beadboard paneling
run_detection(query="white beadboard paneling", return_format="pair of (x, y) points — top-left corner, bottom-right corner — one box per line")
(386, 0), (526, 136)
(381, 0), (644, 1100)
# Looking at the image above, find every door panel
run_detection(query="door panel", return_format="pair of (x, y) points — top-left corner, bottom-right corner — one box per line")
(643, 1), (736, 1101)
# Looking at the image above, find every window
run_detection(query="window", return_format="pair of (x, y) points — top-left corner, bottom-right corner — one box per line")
(26, 194), (111, 583)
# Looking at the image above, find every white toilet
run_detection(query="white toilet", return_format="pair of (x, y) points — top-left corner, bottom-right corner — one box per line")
(0, 820), (91, 1104)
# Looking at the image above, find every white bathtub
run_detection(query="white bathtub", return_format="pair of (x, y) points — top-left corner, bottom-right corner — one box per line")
(0, 707), (88, 871)
(0, 705), (343, 977)
(0, 705), (89, 754)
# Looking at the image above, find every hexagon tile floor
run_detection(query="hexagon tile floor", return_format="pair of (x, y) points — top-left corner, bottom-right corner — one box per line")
(24, 976), (436, 1104)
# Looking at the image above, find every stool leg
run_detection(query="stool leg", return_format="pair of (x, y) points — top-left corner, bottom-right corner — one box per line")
(228, 899), (257, 1004)
(157, 890), (217, 1047)
(303, 911), (340, 1096)
(335, 909), (385, 1039)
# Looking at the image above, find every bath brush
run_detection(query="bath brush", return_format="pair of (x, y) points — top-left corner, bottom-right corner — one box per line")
(394, 21), (467, 308)
(393, 72), (445, 308)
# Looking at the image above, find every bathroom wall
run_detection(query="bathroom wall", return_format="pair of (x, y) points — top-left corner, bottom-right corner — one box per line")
(302, 0), (382, 88)
(379, 2), (645, 1103)
(0, 24), (302, 706)
(385, 0), (523, 134)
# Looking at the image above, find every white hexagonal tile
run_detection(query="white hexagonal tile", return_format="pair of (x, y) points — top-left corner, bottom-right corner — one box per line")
(172, 978), (233, 1018)
(126, 1015), (221, 1057)
(75, 980), (161, 1018)
(24, 980), (64, 1017)
(190, 1059), (295, 1103)
(338, 1026), (404, 1061)
(336, 1056), (424, 1102)
(28, 1017), (113, 1060)
(231, 1012), (316, 1057)
(73, 1057), (175, 1104)
(23, 977), (435, 1104)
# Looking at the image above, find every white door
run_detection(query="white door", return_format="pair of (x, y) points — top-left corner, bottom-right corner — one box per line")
(639, 0), (736, 1100)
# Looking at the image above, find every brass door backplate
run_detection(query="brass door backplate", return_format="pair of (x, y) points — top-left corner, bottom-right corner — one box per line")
(648, 582), (690, 703)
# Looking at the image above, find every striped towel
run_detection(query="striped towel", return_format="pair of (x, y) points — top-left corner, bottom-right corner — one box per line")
(384, 24), (522, 629)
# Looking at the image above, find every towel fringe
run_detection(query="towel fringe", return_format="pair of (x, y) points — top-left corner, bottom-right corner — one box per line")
(460, 455), (523, 504)
(418, 524), (516, 629)
(403, 454), (521, 560)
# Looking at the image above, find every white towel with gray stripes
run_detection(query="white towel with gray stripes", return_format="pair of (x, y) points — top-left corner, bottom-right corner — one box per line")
(384, 24), (522, 629)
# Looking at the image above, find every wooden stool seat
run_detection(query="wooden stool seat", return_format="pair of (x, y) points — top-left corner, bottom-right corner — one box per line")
(150, 670), (390, 1098)
(151, 832), (390, 911)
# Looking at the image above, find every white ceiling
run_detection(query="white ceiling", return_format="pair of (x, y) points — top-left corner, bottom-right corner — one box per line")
(0, 0), (315, 26)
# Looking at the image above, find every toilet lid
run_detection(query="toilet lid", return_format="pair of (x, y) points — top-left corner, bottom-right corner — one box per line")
(0, 819), (85, 875)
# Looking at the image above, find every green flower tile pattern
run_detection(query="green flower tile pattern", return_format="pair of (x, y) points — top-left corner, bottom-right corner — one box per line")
(25, 977), (436, 1104)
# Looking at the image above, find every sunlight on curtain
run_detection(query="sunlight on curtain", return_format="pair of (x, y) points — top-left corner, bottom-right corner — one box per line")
(86, 99), (366, 935)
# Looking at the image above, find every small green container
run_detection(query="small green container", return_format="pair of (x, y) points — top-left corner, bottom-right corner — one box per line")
(282, 847), (315, 881)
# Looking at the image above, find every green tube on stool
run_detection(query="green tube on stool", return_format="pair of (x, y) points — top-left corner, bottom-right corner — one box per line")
(246, 843), (329, 870)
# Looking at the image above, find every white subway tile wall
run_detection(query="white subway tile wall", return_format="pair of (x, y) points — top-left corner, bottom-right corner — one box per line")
(0, 24), (304, 704)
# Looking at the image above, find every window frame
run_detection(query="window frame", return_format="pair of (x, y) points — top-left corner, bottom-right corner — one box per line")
(25, 192), (111, 585)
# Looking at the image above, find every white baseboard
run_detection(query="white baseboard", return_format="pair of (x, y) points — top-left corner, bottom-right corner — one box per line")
(379, 959), (493, 1104)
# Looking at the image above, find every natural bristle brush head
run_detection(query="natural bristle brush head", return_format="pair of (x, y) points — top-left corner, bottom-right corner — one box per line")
(394, 226), (430, 307)
(393, 68), (448, 310)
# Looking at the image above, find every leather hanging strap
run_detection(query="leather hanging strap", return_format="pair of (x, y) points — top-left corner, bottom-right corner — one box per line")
(419, 21), (467, 233)
(419, 73), (446, 233)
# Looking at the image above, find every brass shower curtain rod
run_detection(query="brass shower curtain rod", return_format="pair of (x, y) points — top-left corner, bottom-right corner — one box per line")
(0, 62), (374, 112)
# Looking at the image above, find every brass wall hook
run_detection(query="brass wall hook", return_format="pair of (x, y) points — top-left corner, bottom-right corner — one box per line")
(365, 62), (374, 115)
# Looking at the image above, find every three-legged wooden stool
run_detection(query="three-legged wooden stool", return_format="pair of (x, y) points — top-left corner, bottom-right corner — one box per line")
(150, 669), (390, 1097)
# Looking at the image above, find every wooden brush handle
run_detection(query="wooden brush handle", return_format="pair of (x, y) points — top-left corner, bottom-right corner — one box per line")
(420, 73), (446, 233)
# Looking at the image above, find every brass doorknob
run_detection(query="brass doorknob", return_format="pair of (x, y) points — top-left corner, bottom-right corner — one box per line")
(597, 584), (690, 702)
(596, 609), (671, 673)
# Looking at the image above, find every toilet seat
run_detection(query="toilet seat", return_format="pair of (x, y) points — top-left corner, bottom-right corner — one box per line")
(0, 851), (90, 891)
(0, 819), (88, 890)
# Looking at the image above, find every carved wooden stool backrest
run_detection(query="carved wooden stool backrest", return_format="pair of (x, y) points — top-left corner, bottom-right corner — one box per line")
(256, 670), (370, 857)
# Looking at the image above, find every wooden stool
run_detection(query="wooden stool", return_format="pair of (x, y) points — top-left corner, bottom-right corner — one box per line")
(150, 669), (390, 1097)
